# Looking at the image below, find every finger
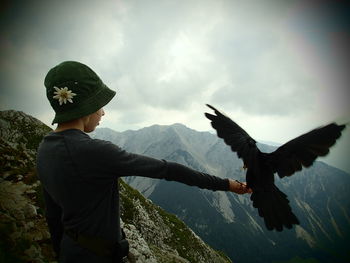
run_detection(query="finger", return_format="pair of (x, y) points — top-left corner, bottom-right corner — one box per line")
(246, 187), (253, 193)
(237, 182), (252, 194)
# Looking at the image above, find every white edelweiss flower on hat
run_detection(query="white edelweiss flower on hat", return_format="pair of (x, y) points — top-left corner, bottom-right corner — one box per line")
(53, 87), (77, 105)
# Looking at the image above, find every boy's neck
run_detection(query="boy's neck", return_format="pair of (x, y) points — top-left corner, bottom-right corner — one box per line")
(55, 119), (84, 132)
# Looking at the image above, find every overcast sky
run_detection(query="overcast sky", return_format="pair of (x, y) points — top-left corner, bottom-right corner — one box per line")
(1, 0), (349, 173)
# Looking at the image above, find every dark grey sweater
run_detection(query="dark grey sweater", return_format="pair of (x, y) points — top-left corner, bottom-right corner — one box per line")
(36, 129), (229, 262)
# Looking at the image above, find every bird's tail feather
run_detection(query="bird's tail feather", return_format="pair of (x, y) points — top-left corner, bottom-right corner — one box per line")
(251, 185), (299, 231)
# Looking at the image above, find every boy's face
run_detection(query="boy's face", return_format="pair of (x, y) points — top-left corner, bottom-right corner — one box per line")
(84, 108), (104, 133)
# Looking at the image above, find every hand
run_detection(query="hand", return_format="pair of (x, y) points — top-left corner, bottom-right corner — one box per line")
(229, 179), (253, 194)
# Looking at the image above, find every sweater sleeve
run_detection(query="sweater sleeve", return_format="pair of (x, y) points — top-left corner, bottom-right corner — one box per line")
(86, 139), (230, 191)
(164, 161), (230, 191)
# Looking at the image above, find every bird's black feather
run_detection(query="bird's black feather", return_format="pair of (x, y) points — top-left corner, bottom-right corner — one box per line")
(269, 123), (345, 178)
(205, 104), (258, 168)
(205, 104), (346, 231)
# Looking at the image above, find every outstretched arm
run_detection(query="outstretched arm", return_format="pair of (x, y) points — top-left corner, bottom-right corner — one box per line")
(90, 138), (253, 194)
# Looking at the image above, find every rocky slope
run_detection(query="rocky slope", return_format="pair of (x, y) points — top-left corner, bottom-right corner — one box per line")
(0, 110), (231, 263)
(93, 124), (350, 263)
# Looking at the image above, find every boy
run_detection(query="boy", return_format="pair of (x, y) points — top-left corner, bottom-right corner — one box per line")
(36, 61), (251, 263)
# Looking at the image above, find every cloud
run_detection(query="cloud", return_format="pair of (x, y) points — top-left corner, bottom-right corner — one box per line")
(0, 0), (349, 128)
(209, 42), (317, 116)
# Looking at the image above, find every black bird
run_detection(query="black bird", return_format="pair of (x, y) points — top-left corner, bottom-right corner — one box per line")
(205, 104), (346, 231)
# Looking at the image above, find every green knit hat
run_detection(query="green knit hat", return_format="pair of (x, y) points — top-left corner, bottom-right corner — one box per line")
(44, 61), (116, 124)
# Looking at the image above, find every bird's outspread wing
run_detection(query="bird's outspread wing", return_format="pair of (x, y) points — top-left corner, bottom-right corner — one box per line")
(268, 123), (346, 178)
(204, 104), (259, 169)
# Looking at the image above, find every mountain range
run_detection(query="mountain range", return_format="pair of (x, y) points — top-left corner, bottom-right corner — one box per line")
(92, 123), (350, 263)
